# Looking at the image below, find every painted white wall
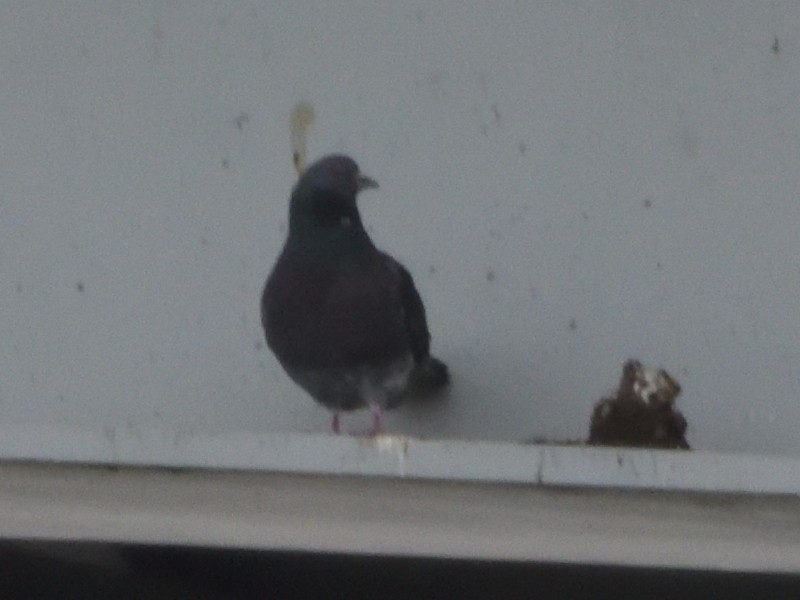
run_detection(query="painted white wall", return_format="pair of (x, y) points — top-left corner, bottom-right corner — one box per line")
(1, 1), (799, 455)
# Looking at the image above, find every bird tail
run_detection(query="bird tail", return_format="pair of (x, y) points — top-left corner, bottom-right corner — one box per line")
(409, 356), (450, 394)
(386, 356), (449, 409)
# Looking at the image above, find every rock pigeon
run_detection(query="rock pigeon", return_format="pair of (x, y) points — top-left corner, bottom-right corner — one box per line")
(261, 154), (449, 435)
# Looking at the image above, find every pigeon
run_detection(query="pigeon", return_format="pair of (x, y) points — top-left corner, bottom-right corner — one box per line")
(261, 154), (449, 435)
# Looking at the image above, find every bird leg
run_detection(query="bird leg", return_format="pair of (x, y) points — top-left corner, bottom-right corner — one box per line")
(331, 412), (341, 435)
(367, 403), (383, 436)
(344, 402), (384, 437)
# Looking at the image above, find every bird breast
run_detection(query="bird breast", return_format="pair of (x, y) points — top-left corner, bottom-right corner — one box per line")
(263, 253), (410, 370)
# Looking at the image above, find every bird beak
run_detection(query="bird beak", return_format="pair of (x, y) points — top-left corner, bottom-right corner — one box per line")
(356, 173), (379, 192)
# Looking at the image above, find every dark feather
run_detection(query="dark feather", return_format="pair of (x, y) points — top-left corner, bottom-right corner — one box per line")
(383, 254), (430, 364)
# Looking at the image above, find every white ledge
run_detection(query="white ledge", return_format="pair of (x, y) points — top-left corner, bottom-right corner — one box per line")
(0, 462), (799, 573)
(0, 424), (799, 495)
(2, 427), (800, 571)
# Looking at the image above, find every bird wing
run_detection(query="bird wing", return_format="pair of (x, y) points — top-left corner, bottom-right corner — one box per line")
(381, 253), (431, 364)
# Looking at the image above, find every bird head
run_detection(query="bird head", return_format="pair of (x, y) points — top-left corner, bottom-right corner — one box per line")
(288, 154), (378, 236)
(299, 154), (378, 197)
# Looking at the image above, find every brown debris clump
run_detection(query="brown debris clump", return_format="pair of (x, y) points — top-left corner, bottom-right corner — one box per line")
(588, 360), (690, 450)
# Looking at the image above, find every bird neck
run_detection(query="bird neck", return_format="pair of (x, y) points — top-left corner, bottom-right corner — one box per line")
(287, 186), (377, 259)
(286, 212), (376, 260)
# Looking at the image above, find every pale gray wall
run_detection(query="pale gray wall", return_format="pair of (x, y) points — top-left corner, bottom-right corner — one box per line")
(1, 2), (799, 454)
